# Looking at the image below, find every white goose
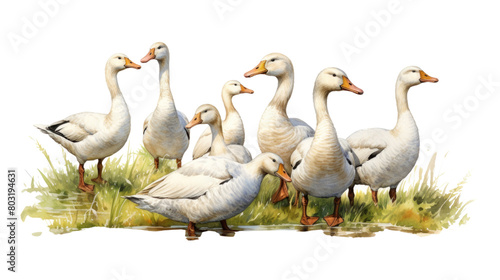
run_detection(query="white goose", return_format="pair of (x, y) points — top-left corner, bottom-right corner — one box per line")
(141, 42), (190, 170)
(186, 104), (252, 163)
(290, 68), (363, 226)
(192, 80), (254, 159)
(125, 153), (291, 236)
(347, 66), (438, 206)
(244, 53), (314, 204)
(35, 54), (141, 192)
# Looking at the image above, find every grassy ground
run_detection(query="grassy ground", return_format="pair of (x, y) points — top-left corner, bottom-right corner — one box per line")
(22, 142), (470, 235)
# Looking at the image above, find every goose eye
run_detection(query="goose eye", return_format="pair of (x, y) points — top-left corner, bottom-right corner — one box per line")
(118, 57), (122, 59)
(204, 110), (208, 113)
(234, 84), (237, 86)
(158, 46), (162, 49)
(412, 70), (416, 73)
(272, 159), (276, 162)
(332, 74), (336, 77)
(270, 58), (276, 62)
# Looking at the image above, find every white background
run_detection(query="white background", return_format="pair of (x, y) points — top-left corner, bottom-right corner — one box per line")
(1, 0), (499, 279)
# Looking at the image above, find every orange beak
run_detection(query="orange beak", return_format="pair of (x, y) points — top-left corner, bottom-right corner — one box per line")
(419, 70), (439, 83)
(340, 76), (363, 94)
(240, 84), (254, 94)
(244, 60), (267, 78)
(275, 163), (292, 182)
(124, 57), (141, 69)
(141, 48), (156, 63)
(185, 112), (202, 129)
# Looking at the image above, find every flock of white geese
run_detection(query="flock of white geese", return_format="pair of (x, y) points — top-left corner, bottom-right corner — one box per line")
(35, 42), (438, 237)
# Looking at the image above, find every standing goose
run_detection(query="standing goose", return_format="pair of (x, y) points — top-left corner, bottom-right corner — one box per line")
(290, 68), (363, 227)
(141, 42), (190, 170)
(186, 104), (252, 164)
(192, 80), (254, 159)
(35, 54), (141, 192)
(244, 53), (314, 204)
(125, 153), (291, 237)
(347, 66), (438, 206)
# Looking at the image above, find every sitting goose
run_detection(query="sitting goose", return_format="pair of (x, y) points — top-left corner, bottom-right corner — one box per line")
(192, 80), (253, 159)
(186, 104), (252, 164)
(125, 153), (291, 237)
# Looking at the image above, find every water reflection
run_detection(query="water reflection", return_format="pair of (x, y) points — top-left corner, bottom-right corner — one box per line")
(124, 223), (439, 240)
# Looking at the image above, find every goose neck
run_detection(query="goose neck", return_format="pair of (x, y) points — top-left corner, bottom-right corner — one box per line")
(158, 58), (173, 101)
(105, 67), (121, 99)
(222, 92), (236, 120)
(104, 66), (128, 117)
(268, 71), (294, 113)
(209, 117), (229, 155)
(394, 80), (413, 130)
(313, 84), (331, 124)
(244, 157), (268, 178)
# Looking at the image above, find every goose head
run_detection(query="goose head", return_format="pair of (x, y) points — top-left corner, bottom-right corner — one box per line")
(398, 66), (438, 87)
(315, 67), (363, 95)
(223, 80), (254, 96)
(244, 53), (293, 78)
(185, 104), (221, 129)
(255, 153), (292, 182)
(141, 42), (169, 63)
(107, 53), (141, 71)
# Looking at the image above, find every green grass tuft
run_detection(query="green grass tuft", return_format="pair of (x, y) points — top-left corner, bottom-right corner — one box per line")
(23, 143), (470, 235)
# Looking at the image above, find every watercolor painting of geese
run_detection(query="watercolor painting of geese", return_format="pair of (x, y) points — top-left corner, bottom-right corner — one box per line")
(25, 56), (469, 240)
(8, 1), (499, 279)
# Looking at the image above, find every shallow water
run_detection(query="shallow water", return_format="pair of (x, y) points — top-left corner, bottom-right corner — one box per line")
(35, 190), (441, 239)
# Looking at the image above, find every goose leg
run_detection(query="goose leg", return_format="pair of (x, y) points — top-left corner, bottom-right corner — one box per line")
(293, 190), (302, 207)
(187, 221), (197, 237)
(324, 197), (344, 227)
(91, 159), (107, 184)
(78, 164), (94, 193)
(271, 179), (289, 203)
(300, 194), (319, 225)
(389, 187), (397, 203)
(154, 158), (159, 169)
(220, 220), (236, 232)
(371, 189), (379, 206)
(176, 158), (182, 169)
(348, 185), (355, 206)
